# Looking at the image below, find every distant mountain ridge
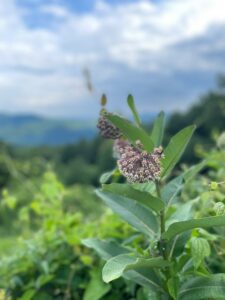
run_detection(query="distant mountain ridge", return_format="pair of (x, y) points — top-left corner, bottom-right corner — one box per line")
(0, 113), (96, 146)
(0, 112), (158, 146)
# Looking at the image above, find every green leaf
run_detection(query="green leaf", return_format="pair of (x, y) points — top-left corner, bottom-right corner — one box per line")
(167, 201), (195, 226)
(126, 268), (166, 295)
(96, 190), (159, 237)
(100, 171), (114, 184)
(161, 161), (205, 205)
(103, 254), (169, 283)
(168, 232), (190, 259)
(35, 274), (54, 289)
(183, 160), (206, 183)
(190, 237), (211, 269)
(84, 269), (110, 300)
(103, 183), (164, 213)
(82, 238), (130, 260)
(137, 288), (162, 300)
(178, 274), (225, 300)
(161, 175), (183, 205)
(137, 288), (149, 300)
(107, 114), (154, 152)
(161, 125), (196, 178)
(132, 182), (155, 194)
(127, 94), (142, 127)
(150, 111), (165, 147)
(33, 292), (52, 300)
(19, 290), (36, 300)
(83, 251), (166, 296)
(167, 276), (179, 300)
(163, 215), (225, 241)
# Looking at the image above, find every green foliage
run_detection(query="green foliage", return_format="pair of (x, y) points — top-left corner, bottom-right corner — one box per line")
(161, 125), (196, 178)
(102, 255), (169, 283)
(163, 215), (225, 241)
(88, 96), (225, 300)
(127, 94), (142, 127)
(103, 183), (164, 213)
(96, 190), (158, 237)
(107, 114), (154, 152)
(150, 111), (165, 147)
(190, 237), (210, 269)
(178, 274), (225, 300)
(83, 269), (110, 300)
(0, 172), (135, 299)
(0, 87), (225, 299)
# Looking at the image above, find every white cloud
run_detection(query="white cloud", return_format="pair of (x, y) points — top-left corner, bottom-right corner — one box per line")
(0, 0), (225, 117)
(40, 4), (70, 18)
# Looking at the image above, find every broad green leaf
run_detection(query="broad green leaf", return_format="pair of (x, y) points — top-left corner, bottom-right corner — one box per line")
(132, 182), (155, 194)
(83, 247), (166, 296)
(35, 274), (54, 289)
(33, 292), (52, 300)
(163, 215), (225, 241)
(100, 170), (114, 184)
(161, 125), (196, 178)
(84, 269), (110, 300)
(96, 190), (159, 237)
(190, 237), (210, 269)
(166, 201), (195, 227)
(127, 94), (142, 127)
(183, 160), (206, 183)
(19, 290), (36, 300)
(107, 114), (154, 152)
(167, 276), (179, 300)
(82, 238), (130, 260)
(161, 175), (183, 205)
(137, 288), (162, 300)
(137, 288), (149, 300)
(103, 254), (169, 283)
(168, 232), (190, 259)
(150, 111), (165, 147)
(161, 161), (205, 205)
(125, 268), (166, 295)
(103, 183), (164, 213)
(178, 274), (225, 300)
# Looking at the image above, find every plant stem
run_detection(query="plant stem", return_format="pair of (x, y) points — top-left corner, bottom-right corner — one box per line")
(156, 181), (166, 259)
(160, 210), (165, 236)
(156, 181), (173, 299)
(156, 182), (165, 234)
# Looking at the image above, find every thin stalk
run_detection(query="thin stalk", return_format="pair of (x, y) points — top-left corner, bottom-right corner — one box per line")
(156, 181), (166, 259)
(156, 181), (173, 299)
(156, 181), (165, 235)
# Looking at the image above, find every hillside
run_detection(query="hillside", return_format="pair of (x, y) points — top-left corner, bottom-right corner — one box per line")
(0, 113), (96, 146)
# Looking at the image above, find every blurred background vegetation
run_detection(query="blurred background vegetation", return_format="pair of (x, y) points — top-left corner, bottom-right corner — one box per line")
(0, 79), (224, 299)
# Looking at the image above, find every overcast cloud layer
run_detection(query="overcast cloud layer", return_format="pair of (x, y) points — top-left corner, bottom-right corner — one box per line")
(0, 0), (225, 118)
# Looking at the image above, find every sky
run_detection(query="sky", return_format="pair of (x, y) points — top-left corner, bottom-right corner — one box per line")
(0, 0), (225, 119)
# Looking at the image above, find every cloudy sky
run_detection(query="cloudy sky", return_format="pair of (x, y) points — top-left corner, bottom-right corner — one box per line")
(0, 0), (225, 119)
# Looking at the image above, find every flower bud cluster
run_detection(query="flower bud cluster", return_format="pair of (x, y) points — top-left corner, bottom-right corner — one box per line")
(113, 138), (130, 158)
(97, 113), (122, 140)
(118, 141), (164, 183)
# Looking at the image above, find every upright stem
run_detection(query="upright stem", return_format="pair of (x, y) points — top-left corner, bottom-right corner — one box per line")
(156, 181), (165, 234)
(160, 210), (165, 236)
(156, 182), (173, 299)
(156, 181), (166, 259)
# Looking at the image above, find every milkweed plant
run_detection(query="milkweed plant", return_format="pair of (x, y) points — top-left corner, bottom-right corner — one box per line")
(83, 95), (225, 300)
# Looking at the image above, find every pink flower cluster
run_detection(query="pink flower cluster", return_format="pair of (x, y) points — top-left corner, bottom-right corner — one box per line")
(97, 114), (121, 139)
(117, 140), (163, 183)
